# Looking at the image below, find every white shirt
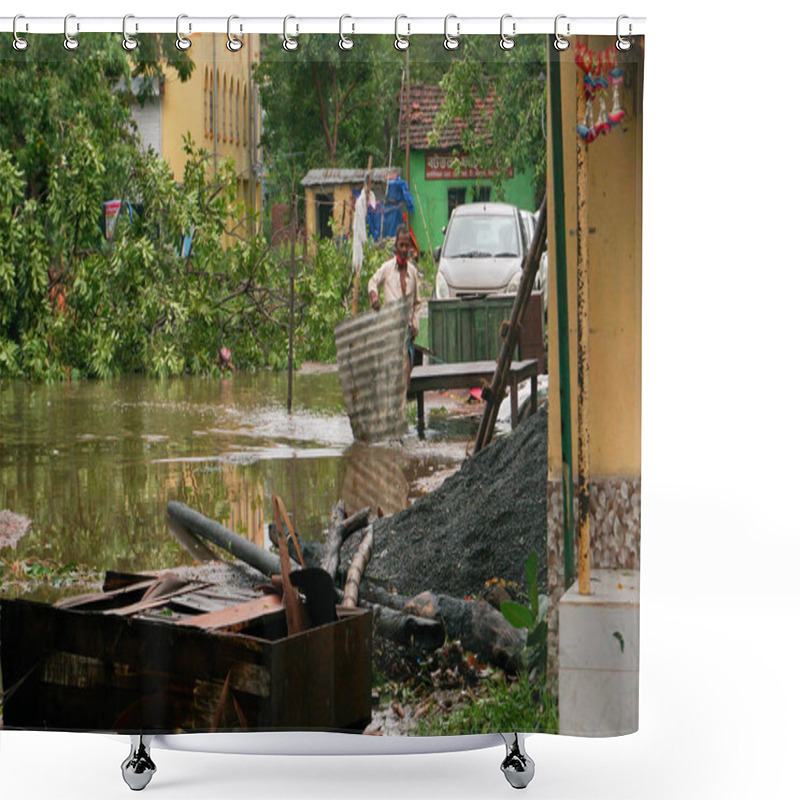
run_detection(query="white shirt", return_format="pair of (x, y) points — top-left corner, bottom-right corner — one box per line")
(368, 257), (422, 336)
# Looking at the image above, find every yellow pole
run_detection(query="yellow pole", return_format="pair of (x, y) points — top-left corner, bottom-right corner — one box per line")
(576, 66), (591, 596)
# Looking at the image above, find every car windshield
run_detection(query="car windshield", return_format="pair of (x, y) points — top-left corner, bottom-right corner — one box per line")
(442, 214), (520, 259)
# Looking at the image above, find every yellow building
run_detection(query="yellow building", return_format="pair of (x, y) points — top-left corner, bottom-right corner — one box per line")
(545, 36), (644, 669)
(128, 33), (262, 238)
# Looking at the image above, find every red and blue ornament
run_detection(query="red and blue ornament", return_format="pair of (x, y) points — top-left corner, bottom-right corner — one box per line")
(574, 43), (626, 144)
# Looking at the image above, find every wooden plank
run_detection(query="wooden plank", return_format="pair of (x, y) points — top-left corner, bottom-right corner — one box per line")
(174, 596), (284, 631)
(409, 359), (537, 393)
(410, 359), (537, 435)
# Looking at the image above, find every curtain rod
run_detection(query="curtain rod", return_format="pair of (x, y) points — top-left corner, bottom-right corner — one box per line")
(0, 16), (645, 38)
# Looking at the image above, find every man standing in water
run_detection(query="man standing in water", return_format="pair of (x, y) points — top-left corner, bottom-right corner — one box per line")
(368, 226), (421, 386)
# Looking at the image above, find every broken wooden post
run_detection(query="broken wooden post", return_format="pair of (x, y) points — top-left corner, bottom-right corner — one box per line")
(474, 196), (547, 453)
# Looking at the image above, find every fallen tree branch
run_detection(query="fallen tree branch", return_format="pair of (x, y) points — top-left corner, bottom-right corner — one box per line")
(359, 581), (525, 674)
(332, 586), (445, 651)
(341, 524), (374, 608)
(321, 503), (371, 579)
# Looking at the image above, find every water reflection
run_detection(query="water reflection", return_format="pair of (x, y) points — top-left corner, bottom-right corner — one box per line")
(0, 371), (467, 597)
(341, 444), (410, 517)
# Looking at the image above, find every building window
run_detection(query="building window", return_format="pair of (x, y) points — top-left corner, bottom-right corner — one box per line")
(203, 68), (209, 137)
(447, 187), (467, 219)
(473, 185), (491, 203)
(229, 82), (234, 142)
(209, 73), (215, 139)
(236, 84), (240, 143)
(221, 75), (227, 141)
(243, 87), (248, 145)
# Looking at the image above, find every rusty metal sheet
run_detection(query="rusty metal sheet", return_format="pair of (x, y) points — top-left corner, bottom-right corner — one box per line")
(175, 595), (283, 631)
(334, 298), (410, 443)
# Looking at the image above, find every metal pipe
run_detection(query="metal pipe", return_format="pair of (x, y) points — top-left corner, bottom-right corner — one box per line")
(167, 501), (286, 576)
(548, 38), (576, 591)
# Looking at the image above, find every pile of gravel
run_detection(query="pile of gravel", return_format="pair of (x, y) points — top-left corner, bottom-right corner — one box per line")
(362, 403), (548, 600)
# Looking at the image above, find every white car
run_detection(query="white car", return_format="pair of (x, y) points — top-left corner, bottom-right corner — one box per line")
(433, 203), (528, 299)
(520, 209), (538, 252)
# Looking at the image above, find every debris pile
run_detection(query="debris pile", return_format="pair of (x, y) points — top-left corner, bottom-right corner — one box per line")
(356, 403), (548, 600)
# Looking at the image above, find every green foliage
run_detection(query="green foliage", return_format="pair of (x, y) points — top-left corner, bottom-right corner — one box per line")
(0, 557), (100, 594)
(431, 36), (548, 203)
(256, 36), (411, 199)
(416, 673), (558, 735)
(0, 34), (548, 383)
(293, 237), (387, 364)
(501, 550), (549, 680)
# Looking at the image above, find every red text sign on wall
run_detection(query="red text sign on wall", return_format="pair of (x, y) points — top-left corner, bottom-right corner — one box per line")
(424, 153), (514, 181)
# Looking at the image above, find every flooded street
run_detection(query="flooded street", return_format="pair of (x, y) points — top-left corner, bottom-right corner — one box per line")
(0, 369), (475, 599)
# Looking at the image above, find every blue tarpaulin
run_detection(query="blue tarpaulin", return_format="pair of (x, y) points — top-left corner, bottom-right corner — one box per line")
(355, 177), (415, 241)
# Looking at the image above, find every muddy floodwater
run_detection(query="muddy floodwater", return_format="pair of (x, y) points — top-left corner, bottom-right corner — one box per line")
(0, 369), (475, 598)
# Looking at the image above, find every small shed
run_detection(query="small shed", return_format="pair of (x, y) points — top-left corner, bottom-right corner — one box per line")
(301, 167), (403, 241)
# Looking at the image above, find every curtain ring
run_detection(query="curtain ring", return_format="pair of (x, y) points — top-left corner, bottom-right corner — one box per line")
(616, 15), (632, 51)
(175, 14), (192, 51)
(394, 15), (410, 51)
(283, 16), (299, 51)
(499, 14), (515, 50)
(553, 14), (570, 51)
(12, 15), (29, 51)
(64, 14), (79, 51)
(339, 15), (354, 50)
(122, 15), (138, 52)
(227, 15), (243, 52)
(443, 14), (459, 51)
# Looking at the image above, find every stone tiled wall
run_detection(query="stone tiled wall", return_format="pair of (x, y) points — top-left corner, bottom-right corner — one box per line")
(546, 477), (641, 690)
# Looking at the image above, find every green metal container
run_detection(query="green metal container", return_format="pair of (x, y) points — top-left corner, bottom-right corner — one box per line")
(428, 294), (545, 367)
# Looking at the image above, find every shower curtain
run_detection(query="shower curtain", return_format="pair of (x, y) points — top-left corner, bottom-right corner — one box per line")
(0, 24), (643, 741)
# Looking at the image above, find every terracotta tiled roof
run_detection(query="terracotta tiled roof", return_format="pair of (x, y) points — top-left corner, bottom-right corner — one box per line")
(398, 84), (494, 151)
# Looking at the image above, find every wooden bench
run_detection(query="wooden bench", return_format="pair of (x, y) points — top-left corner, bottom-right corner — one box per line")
(408, 359), (538, 437)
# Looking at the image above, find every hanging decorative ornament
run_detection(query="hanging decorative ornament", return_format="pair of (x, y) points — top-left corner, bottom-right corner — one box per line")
(578, 99), (593, 139)
(593, 76), (611, 137)
(574, 42), (626, 143)
(584, 98), (599, 143)
(578, 73), (596, 139)
(608, 66), (626, 126)
(594, 95), (612, 137)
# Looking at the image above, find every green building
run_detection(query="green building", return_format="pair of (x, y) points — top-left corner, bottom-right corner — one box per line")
(398, 84), (538, 256)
